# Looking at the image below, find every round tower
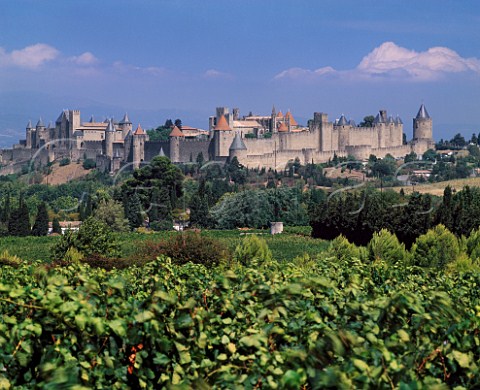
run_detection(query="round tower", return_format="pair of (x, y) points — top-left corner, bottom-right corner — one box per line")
(105, 119), (115, 158)
(119, 112), (133, 138)
(132, 124), (147, 169)
(26, 120), (33, 149)
(213, 114), (234, 158)
(169, 125), (185, 163)
(229, 132), (248, 163)
(413, 104), (433, 141)
(337, 114), (350, 150)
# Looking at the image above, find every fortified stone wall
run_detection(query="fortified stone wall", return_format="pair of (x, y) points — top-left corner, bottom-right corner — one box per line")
(178, 139), (211, 163)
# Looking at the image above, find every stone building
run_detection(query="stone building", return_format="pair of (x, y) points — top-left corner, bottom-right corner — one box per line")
(0, 104), (434, 173)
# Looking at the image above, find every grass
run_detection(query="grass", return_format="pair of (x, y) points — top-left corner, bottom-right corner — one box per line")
(0, 227), (330, 263)
(392, 177), (480, 196)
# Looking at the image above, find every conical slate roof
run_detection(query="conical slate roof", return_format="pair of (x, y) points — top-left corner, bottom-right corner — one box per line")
(169, 126), (185, 137)
(133, 124), (145, 135)
(349, 119), (356, 127)
(89, 115), (95, 123)
(229, 132), (247, 151)
(26, 120), (32, 129)
(159, 147), (166, 157)
(337, 115), (348, 126)
(416, 104), (430, 119)
(388, 116), (395, 124)
(214, 114), (232, 131)
(119, 113), (131, 124)
(36, 117), (44, 127)
(395, 116), (403, 125)
(106, 119), (115, 133)
(56, 111), (66, 123)
(374, 113), (382, 124)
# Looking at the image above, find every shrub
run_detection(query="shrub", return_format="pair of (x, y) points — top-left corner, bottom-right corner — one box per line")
(138, 232), (228, 267)
(52, 217), (118, 261)
(82, 158), (96, 170)
(368, 229), (408, 265)
(447, 252), (480, 274)
(0, 250), (22, 268)
(81, 253), (137, 271)
(59, 157), (70, 166)
(465, 227), (480, 262)
(411, 224), (461, 268)
(233, 235), (273, 265)
(326, 235), (362, 262)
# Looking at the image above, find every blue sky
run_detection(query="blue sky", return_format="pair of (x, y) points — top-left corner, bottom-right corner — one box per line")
(1, 0), (479, 144)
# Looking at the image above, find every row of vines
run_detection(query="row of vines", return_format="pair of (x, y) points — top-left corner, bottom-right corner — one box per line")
(0, 250), (479, 388)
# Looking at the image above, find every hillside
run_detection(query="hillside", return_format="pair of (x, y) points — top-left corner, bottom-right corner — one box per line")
(393, 177), (480, 196)
(42, 162), (91, 185)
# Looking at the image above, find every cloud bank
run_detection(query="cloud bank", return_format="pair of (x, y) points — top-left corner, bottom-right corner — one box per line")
(0, 43), (59, 69)
(275, 42), (480, 82)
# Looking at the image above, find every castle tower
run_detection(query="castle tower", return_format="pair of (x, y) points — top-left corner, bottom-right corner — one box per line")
(25, 120), (34, 149)
(337, 114), (350, 150)
(271, 105), (277, 133)
(119, 112), (133, 138)
(68, 110), (80, 148)
(105, 119), (115, 158)
(169, 125), (185, 163)
(229, 132), (248, 163)
(132, 124), (147, 169)
(213, 114), (234, 158)
(413, 104), (433, 141)
(35, 118), (46, 148)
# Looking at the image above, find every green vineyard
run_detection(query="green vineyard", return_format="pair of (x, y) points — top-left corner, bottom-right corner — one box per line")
(0, 246), (479, 388)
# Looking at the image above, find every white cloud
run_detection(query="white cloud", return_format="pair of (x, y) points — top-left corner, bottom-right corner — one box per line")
(0, 43), (59, 69)
(68, 51), (98, 66)
(203, 69), (233, 80)
(275, 42), (480, 82)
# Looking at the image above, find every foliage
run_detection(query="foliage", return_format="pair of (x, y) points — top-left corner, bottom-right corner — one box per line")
(411, 224), (461, 268)
(368, 229), (408, 265)
(233, 235), (273, 265)
(1, 251), (478, 388)
(93, 199), (129, 232)
(52, 217), (62, 234)
(7, 194), (30, 237)
(59, 157), (70, 166)
(31, 202), (49, 236)
(138, 232), (229, 267)
(124, 192), (144, 230)
(0, 250), (22, 267)
(326, 235), (364, 263)
(52, 217), (118, 260)
(82, 158), (96, 169)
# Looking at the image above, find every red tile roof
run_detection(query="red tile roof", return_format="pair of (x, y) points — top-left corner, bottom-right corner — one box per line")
(133, 124), (145, 135)
(285, 111), (298, 126)
(214, 114), (232, 131)
(278, 122), (289, 132)
(169, 126), (185, 137)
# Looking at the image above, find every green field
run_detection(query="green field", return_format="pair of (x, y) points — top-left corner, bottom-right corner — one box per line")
(0, 227), (329, 263)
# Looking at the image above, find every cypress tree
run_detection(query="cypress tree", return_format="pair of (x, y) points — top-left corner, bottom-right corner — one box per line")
(189, 179), (209, 227)
(125, 192), (143, 229)
(52, 217), (62, 234)
(8, 194), (30, 236)
(32, 202), (49, 236)
(148, 187), (160, 222)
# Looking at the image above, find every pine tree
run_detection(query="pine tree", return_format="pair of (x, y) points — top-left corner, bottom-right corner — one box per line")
(32, 202), (49, 236)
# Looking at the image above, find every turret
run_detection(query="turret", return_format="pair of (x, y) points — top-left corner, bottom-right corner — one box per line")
(132, 124), (147, 169)
(119, 112), (133, 138)
(105, 119), (115, 158)
(413, 104), (433, 141)
(213, 114), (234, 158)
(26, 120), (34, 149)
(169, 125), (185, 163)
(337, 114), (350, 150)
(229, 132), (247, 163)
